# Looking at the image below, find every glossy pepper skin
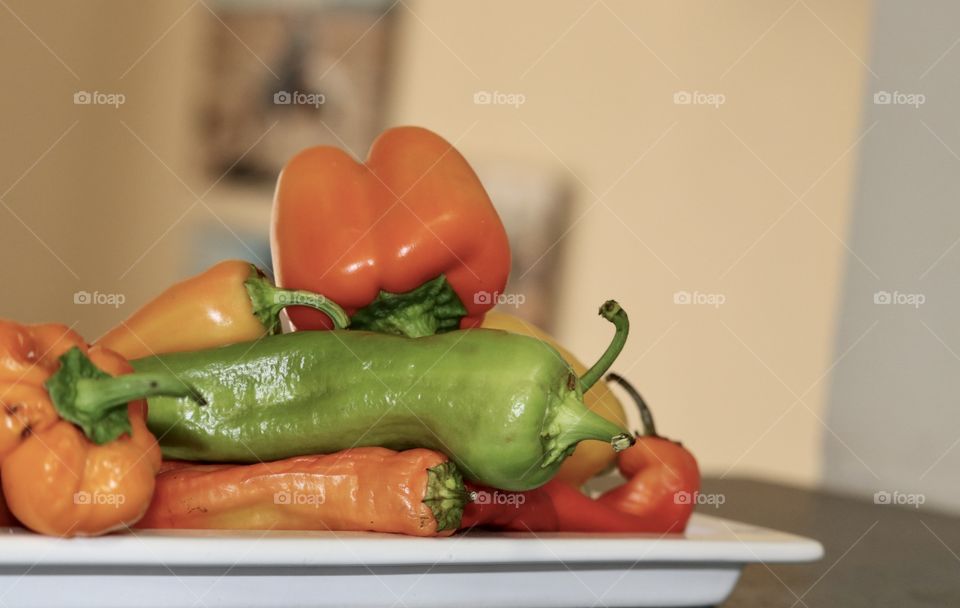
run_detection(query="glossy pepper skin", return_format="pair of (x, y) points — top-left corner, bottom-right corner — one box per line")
(596, 374), (700, 532)
(137, 448), (467, 536)
(135, 302), (634, 491)
(0, 320), (86, 387)
(0, 322), (202, 537)
(271, 126), (511, 337)
(481, 311), (627, 486)
(97, 260), (349, 360)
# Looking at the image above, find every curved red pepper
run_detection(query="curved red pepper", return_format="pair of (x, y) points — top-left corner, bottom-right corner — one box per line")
(271, 126), (511, 337)
(596, 374), (700, 531)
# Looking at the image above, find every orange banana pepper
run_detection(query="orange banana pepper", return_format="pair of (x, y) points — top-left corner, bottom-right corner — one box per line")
(97, 260), (349, 359)
(138, 447), (467, 536)
(271, 126), (511, 337)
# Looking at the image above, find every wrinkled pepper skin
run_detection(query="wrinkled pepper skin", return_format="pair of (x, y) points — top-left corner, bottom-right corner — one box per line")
(481, 311), (627, 486)
(97, 260), (349, 360)
(1, 346), (161, 537)
(0, 322), (87, 465)
(137, 448), (466, 536)
(271, 126), (511, 336)
(135, 329), (631, 491)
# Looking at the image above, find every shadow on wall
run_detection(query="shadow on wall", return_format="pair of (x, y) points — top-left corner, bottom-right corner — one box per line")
(823, 0), (960, 513)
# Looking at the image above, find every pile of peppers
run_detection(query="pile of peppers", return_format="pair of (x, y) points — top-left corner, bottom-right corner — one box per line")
(1, 126), (700, 538)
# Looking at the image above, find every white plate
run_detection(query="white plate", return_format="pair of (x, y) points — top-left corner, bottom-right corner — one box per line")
(0, 514), (822, 607)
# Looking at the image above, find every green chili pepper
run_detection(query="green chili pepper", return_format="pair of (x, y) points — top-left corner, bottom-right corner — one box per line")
(134, 301), (633, 491)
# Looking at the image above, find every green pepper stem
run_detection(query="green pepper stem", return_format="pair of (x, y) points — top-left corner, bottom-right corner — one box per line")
(73, 373), (206, 414)
(606, 373), (657, 437)
(349, 274), (467, 338)
(46, 347), (206, 445)
(244, 267), (350, 333)
(423, 461), (469, 532)
(543, 394), (635, 467)
(579, 300), (629, 391)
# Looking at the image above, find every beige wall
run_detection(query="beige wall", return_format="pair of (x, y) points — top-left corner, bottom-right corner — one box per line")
(388, 0), (873, 485)
(0, 0), (204, 338)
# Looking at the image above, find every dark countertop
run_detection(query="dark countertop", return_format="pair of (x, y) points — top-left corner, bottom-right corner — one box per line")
(700, 478), (958, 607)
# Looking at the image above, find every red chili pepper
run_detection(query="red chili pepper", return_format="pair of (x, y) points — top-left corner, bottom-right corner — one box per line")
(596, 374), (700, 532)
(271, 126), (511, 337)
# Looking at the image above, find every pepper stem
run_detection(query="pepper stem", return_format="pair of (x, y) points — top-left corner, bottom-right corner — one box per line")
(607, 373), (657, 437)
(579, 300), (629, 391)
(349, 274), (467, 338)
(423, 461), (469, 532)
(244, 266), (350, 334)
(542, 393), (635, 468)
(46, 347), (205, 445)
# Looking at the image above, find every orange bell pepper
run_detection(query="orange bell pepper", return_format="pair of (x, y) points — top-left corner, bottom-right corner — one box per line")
(271, 126), (511, 337)
(137, 447), (467, 536)
(481, 311), (627, 486)
(0, 322), (203, 537)
(97, 260), (349, 359)
(0, 320), (86, 386)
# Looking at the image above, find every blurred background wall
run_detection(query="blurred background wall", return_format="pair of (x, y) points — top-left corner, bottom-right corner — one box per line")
(7, 0), (941, 502)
